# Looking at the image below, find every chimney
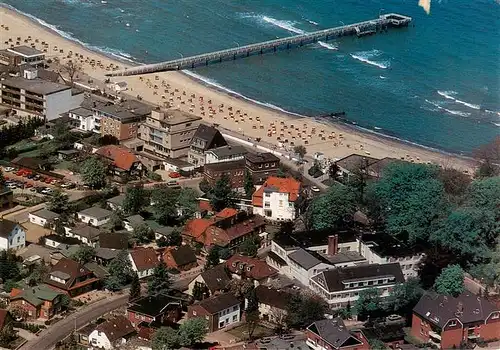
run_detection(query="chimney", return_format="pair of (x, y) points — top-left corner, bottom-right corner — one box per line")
(327, 234), (339, 255)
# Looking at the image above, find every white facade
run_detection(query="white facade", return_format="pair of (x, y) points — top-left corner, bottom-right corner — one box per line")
(77, 213), (110, 227)
(45, 90), (84, 121)
(0, 223), (26, 251)
(258, 304), (287, 324)
(128, 254), (155, 279)
(254, 190), (296, 221)
(28, 213), (49, 227)
(88, 330), (127, 350)
(68, 109), (99, 133)
(205, 150), (246, 165)
(44, 237), (63, 248)
(216, 304), (240, 329)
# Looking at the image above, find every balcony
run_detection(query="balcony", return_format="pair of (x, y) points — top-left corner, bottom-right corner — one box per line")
(429, 330), (442, 341)
(306, 338), (326, 350)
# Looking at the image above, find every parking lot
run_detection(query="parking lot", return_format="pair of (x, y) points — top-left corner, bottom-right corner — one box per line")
(2, 166), (76, 196)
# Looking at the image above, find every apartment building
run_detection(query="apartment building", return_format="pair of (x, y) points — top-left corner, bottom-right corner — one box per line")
(205, 145), (247, 165)
(245, 152), (280, 185)
(68, 106), (99, 133)
(6, 46), (45, 66)
(188, 124), (227, 166)
(252, 176), (301, 221)
(0, 69), (84, 120)
(139, 108), (201, 159)
(306, 318), (370, 350)
(309, 263), (405, 309)
(187, 293), (241, 332)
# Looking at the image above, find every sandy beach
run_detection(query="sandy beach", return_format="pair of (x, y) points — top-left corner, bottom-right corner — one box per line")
(0, 6), (475, 171)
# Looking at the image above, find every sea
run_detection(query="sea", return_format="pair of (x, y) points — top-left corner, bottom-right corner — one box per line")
(2, 0), (499, 155)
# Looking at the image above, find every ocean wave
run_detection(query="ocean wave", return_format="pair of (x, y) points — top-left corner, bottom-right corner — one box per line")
(1, 3), (137, 64)
(182, 70), (306, 118)
(437, 90), (481, 110)
(425, 99), (471, 117)
(261, 16), (305, 34)
(318, 41), (338, 50)
(306, 19), (319, 25)
(493, 122), (500, 127)
(350, 54), (389, 69)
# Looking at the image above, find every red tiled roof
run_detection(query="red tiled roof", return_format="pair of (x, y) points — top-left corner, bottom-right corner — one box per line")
(225, 254), (277, 281)
(183, 218), (214, 239)
(199, 200), (213, 212)
(252, 177), (301, 207)
(216, 208), (238, 219)
(96, 145), (138, 171)
(130, 248), (158, 271)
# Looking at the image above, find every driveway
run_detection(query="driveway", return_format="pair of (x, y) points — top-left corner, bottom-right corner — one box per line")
(20, 294), (129, 350)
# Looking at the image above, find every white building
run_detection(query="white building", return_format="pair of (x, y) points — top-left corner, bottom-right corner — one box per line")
(28, 208), (60, 227)
(0, 72), (84, 120)
(128, 248), (158, 279)
(252, 176), (301, 221)
(77, 206), (112, 227)
(108, 81), (128, 93)
(189, 293), (240, 331)
(0, 219), (26, 251)
(250, 285), (290, 325)
(65, 224), (101, 247)
(309, 263), (405, 309)
(205, 145), (247, 165)
(357, 233), (425, 280)
(68, 106), (99, 133)
(88, 316), (134, 350)
(7, 46), (45, 66)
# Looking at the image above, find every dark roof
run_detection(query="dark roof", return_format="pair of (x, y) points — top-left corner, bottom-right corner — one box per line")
(208, 145), (247, 158)
(107, 194), (126, 207)
(71, 224), (101, 241)
(8, 45), (44, 57)
(413, 292), (499, 328)
(197, 293), (239, 314)
(200, 264), (231, 293)
(78, 206), (112, 220)
(84, 262), (109, 279)
(168, 245), (197, 267)
(93, 99), (152, 121)
(130, 248), (158, 271)
(362, 323), (406, 342)
(94, 247), (119, 261)
(307, 318), (362, 349)
(254, 286), (291, 310)
(267, 251), (288, 266)
(335, 154), (379, 173)
(365, 157), (406, 176)
(99, 232), (129, 250)
(287, 248), (322, 270)
(44, 234), (82, 245)
(45, 258), (96, 290)
(2, 76), (69, 95)
(191, 124), (227, 150)
(128, 294), (182, 317)
(204, 158), (245, 172)
(311, 263), (405, 292)
(245, 152), (280, 164)
(0, 219), (20, 238)
(274, 229), (358, 250)
(95, 316), (135, 342)
(69, 107), (93, 118)
(360, 233), (425, 258)
(226, 254), (277, 281)
(30, 209), (60, 221)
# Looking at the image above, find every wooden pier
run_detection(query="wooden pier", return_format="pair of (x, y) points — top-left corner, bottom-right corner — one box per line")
(107, 13), (412, 77)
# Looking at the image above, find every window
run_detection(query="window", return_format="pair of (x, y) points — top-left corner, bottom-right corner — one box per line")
(449, 320), (457, 327)
(265, 163), (269, 168)
(492, 313), (499, 319)
(279, 200), (283, 207)
(232, 315), (237, 322)
(232, 305), (238, 311)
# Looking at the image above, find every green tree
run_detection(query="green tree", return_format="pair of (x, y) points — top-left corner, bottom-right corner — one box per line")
(54, 220), (66, 236)
(219, 247), (232, 260)
(108, 210), (125, 231)
(106, 250), (133, 290)
(245, 287), (260, 340)
(244, 171), (255, 198)
(132, 223), (154, 244)
(469, 237), (500, 286)
(307, 184), (357, 230)
(151, 327), (179, 350)
(178, 317), (208, 347)
(354, 288), (384, 320)
(71, 246), (95, 264)
(3, 280), (18, 293)
(367, 163), (446, 243)
(151, 187), (181, 225)
(434, 264), (465, 297)
(80, 157), (108, 189)
(386, 278), (424, 315)
(276, 166), (287, 178)
(205, 246), (220, 270)
(239, 237), (259, 257)
(0, 319), (15, 347)
(148, 261), (172, 296)
(286, 293), (327, 329)
(192, 283), (209, 301)
(47, 190), (70, 214)
(164, 227), (182, 246)
(0, 250), (20, 282)
(368, 338), (388, 350)
(293, 145), (307, 160)
(199, 178), (212, 194)
(177, 188), (199, 219)
(28, 263), (50, 285)
(0, 169), (5, 187)
(209, 175), (235, 212)
(129, 273), (141, 301)
(466, 176), (500, 214)
(122, 185), (149, 215)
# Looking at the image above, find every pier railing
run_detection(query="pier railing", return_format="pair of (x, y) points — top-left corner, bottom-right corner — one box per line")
(107, 13), (411, 76)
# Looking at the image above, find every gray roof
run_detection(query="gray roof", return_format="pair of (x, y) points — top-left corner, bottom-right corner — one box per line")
(57, 244), (80, 258)
(2, 76), (70, 95)
(50, 270), (71, 280)
(0, 219), (21, 238)
(200, 264), (231, 293)
(71, 225), (101, 241)
(288, 248), (322, 270)
(413, 292), (499, 328)
(94, 247), (119, 261)
(8, 45), (44, 57)
(208, 145), (247, 159)
(107, 194), (126, 207)
(30, 209), (60, 221)
(125, 214), (144, 226)
(335, 154), (379, 173)
(84, 262), (109, 279)
(78, 206), (112, 220)
(191, 124), (223, 148)
(69, 107), (93, 118)
(150, 108), (202, 125)
(245, 152), (280, 164)
(307, 318), (361, 349)
(311, 263), (405, 292)
(93, 99), (151, 121)
(197, 293), (239, 314)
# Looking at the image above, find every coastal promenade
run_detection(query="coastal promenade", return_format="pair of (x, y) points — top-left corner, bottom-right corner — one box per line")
(108, 13), (412, 76)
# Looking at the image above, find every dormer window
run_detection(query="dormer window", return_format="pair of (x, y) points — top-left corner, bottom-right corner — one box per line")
(492, 313), (499, 319)
(449, 320), (457, 327)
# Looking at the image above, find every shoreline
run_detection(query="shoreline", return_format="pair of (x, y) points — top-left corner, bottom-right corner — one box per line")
(0, 4), (476, 171)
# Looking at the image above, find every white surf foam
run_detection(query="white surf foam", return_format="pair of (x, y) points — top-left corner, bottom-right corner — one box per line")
(425, 99), (471, 117)
(437, 90), (481, 110)
(183, 70), (306, 118)
(1, 3), (137, 64)
(261, 16), (305, 34)
(306, 19), (319, 25)
(318, 41), (338, 50)
(350, 54), (389, 69)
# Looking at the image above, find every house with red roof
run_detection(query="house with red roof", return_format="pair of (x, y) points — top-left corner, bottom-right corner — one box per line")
(95, 145), (143, 179)
(128, 248), (159, 279)
(252, 176), (302, 221)
(225, 254), (277, 286)
(182, 209), (266, 251)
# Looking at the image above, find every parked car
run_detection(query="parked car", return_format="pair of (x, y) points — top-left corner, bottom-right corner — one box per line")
(166, 180), (181, 188)
(3, 167), (15, 172)
(311, 186), (320, 192)
(169, 172), (181, 178)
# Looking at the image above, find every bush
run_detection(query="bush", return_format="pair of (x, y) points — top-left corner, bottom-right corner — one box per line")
(148, 172), (162, 182)
(15, 322), (46, 333)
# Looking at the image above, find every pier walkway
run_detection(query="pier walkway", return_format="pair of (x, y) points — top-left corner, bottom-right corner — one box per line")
(107, 13), (411, 77)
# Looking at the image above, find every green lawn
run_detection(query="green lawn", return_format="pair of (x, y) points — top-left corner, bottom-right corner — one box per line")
(226, 323), (275, 341)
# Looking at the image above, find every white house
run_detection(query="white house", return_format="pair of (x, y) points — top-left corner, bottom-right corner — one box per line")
(357, 233), (425, 280)
(309, 263), (405, 309)
(0, 219), (26, 251)
(88, 316), (134, 350)
(28, 209), (60, 227)
(128, 248), (158, 279)
(65, 224), (101, 247)
(77, 206), (112, 227)
(189, 293), (241, 332)
(108, 81), (128, 93)
(205, 145), (247, 165)
(68, 106), (99, 133)
(252, 177), (301, 221)
(7, 46), (45, 66)
(249, 285), (290, 325)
